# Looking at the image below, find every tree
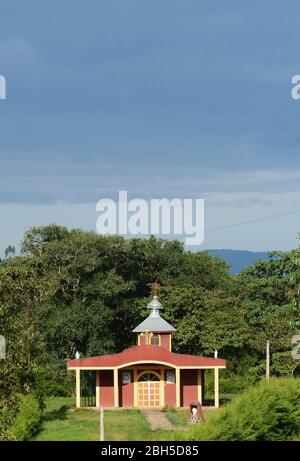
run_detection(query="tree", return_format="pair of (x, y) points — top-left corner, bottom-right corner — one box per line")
(4, 245), (15, 259)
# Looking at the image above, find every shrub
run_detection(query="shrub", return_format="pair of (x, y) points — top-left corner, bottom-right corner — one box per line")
(39, 379), (73, 397)
(8, 394), (42, 441)
(220, 374), (253, 394)
(186, 378), (300, 441)
(0, 402), (15, 440)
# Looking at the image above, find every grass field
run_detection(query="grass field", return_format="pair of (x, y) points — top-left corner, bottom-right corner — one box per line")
(32, 397), (192, 441)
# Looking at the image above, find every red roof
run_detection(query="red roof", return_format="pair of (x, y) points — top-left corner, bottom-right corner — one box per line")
(68, 345), (226, 369)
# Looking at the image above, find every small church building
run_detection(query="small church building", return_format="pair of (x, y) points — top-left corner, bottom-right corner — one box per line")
(68, 295), (226, 408)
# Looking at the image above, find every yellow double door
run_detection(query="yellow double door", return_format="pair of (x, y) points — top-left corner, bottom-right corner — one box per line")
(138, 381), (160, 407)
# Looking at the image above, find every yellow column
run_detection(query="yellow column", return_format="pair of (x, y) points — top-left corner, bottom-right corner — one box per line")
(214, 368), (219, 408)
(160, 368), (165, 407)
(96, 370), (100, 408)
(175, 368), (180, 407)
(201, 370), (205, 404)
(133, 368), (138, 407)
(197, 369), (202, 404)
(76, 369), (81, 408)
(114, 368), (119, 408)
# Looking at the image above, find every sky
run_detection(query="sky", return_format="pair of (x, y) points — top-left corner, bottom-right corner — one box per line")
(0, 0), (300, 254)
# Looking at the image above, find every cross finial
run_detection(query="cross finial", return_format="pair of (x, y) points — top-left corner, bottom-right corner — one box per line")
(148, 281), (161, 297)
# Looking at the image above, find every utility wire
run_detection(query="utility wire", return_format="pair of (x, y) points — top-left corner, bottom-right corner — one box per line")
(206, 208), (300, 233)
(3, 208), (300, 257)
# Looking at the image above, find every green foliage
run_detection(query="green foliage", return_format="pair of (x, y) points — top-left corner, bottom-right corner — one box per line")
(271, 351), (300, 377)
(0, 400), (15, 440)
(1, 224), (299, 441)
(7, 394), (42, 441)
(39, 379), (73, 397)
(220, 374), (254, 395)
(186, 378), (300, 441)
(4, 245), (16, 259)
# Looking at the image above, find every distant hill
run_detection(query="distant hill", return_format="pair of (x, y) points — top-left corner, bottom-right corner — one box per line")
(207, 249), (269, 274)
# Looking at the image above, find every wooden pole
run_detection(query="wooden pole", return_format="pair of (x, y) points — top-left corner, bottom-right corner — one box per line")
(100, 406), (104, 441)
(266, 340), (270, 383)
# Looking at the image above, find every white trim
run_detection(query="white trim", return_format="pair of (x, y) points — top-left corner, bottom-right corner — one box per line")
(68, 361), (225, 371)
(68, 360), (226, 371)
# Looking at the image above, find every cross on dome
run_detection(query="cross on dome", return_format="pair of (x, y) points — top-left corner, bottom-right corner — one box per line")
(132, 283), (176, 333)
(147, 295), (163, 317)
(147, 281), (161, 297)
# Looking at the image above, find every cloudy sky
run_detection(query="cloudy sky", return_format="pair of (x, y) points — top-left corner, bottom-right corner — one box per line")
(0, 0), (300, 254)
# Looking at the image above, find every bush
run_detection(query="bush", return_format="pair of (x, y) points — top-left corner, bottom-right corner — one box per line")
(186, 378), (300, 441)
(220, 374), (253, 394)
(39, 379), (73, 397)
(8, 394), (42, 441)
(0, 401), (15, 440)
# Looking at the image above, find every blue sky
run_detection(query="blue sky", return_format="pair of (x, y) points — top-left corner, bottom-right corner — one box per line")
(0, 0), (300, 253)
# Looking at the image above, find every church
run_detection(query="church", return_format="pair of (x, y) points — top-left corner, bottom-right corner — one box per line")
(68, 293), (226, 408)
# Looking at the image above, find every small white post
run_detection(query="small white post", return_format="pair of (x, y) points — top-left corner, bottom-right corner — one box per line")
(266, 340), (270, 383)
(100, 406), (104, 441)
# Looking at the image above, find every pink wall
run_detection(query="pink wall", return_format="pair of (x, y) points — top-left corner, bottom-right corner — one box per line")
(160, 333), (171, 350)
(99, 370), (114, 407)
(99, 367), (200, 407)
(164, 368), (176, 406)
(180, 369), (198, 406)
(119, 370), (134, 407)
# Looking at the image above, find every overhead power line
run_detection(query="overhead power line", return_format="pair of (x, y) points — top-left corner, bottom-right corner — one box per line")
(206, 209), (300, 233)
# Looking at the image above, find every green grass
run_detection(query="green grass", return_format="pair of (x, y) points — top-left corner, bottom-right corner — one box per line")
(32, 397), (187, 441)
(164, 406), (218, 428)
(163, 408), (189, 426)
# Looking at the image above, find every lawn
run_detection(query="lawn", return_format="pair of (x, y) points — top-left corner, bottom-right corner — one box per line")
(163, 406), (217, 427)
(32, 397), (186, 441)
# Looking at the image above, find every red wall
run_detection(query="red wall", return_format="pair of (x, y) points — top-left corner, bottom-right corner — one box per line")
(99, 370), (114, 407)
(99, 367), (199, 408)
(181, 370), (198, 406)
(160, 334), (170, 350)
(119, 370), (134, 407)
(164, 368), (176, 406)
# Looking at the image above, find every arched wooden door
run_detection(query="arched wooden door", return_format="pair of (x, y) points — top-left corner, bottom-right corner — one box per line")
(137, 372), (160, 407)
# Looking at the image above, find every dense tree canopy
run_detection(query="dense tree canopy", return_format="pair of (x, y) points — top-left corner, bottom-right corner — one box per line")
(0, 225), (299, 432)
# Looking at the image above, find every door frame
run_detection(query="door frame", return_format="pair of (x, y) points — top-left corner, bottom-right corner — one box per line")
(136, 370), (163, 407)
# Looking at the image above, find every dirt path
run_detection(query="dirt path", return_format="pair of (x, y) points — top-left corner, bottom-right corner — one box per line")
(141, 409), (174, 430)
